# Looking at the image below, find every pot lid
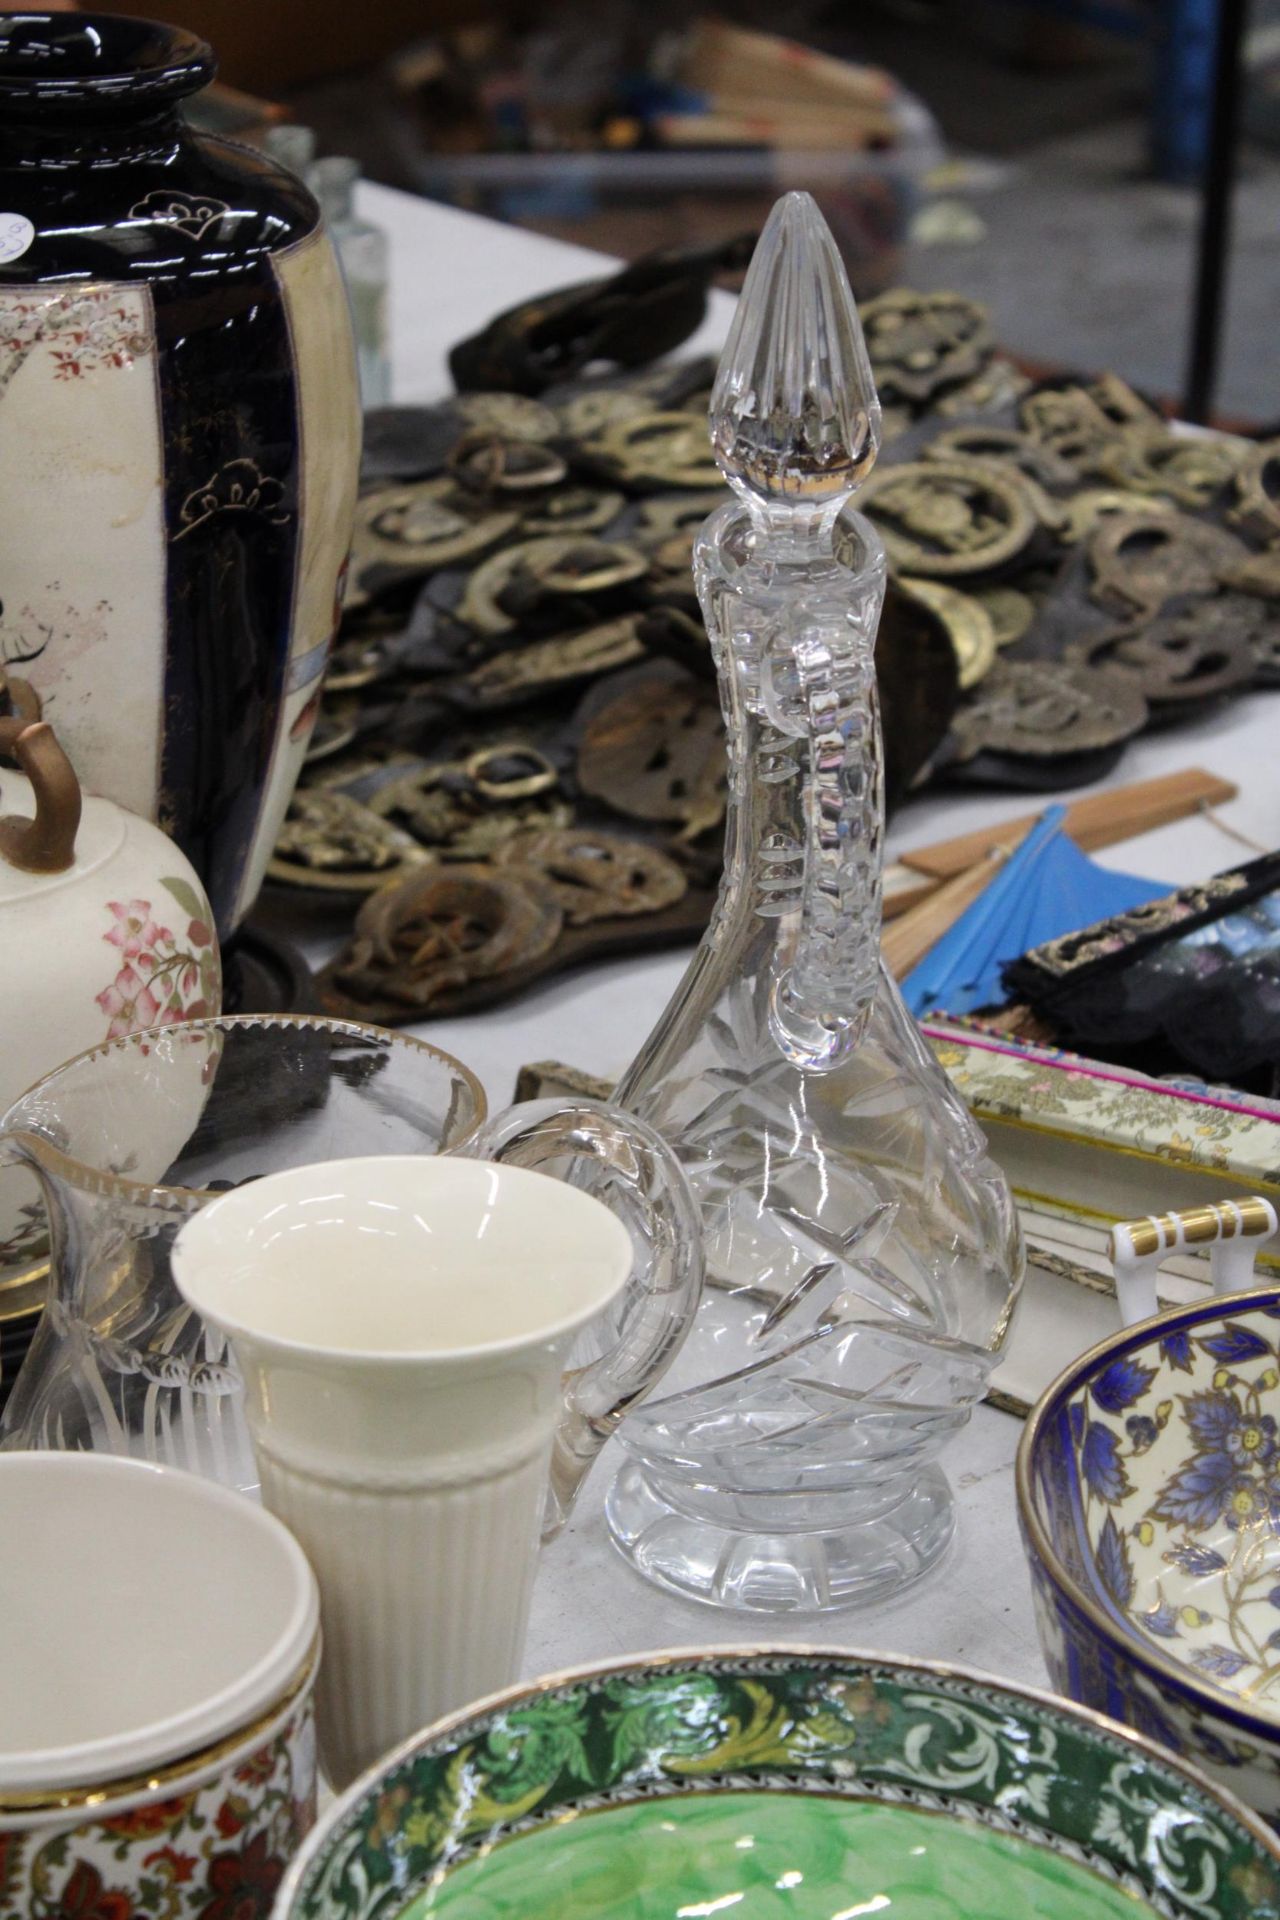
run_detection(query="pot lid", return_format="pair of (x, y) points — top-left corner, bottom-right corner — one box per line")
(0, 767), (125, 904)
(0, 1454), (318, 1794)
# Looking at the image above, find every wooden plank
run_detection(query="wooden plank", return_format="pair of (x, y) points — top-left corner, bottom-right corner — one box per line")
(898, 768), (1238, 881)
(882, 863), (941, 921)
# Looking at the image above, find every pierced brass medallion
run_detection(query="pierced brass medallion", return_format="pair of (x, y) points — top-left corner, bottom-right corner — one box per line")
(453, 392), (560, 441)
(1089, 511), (1249, 615)
(861, 459), (1037, 576)
(335, 864), (563, 1009)
(579, 678), (727, 838)
(593, 411), (724, 489)
(860, 290), (993, 402)
(269, 789), (433, 892)
(495, 827), (687, 921)
(1095, 427), (1246, 508)
(461, 619), (647, 705)
(1230, 438), (1280, 541)
(952, 659), (1148, 760)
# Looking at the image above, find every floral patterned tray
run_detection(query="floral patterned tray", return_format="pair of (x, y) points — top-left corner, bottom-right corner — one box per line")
(923, 1021), (1280, 1233)
(923, 1022), (1280, 1415)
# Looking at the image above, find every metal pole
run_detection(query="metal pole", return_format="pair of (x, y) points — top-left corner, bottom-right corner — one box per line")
(1182, 0), (1248, 423)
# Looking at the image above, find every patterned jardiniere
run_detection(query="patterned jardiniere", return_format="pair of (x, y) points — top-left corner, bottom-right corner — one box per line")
(276, 1649), (1280, 1920)
(0, 1680), (316, 1920)
(1019, 1286), (1280, 1820)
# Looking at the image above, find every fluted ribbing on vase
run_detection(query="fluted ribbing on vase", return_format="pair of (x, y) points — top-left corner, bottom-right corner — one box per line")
(258, 1443), (551, 1789)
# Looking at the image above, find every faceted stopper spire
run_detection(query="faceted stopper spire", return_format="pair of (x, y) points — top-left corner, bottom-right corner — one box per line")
(709, 192), (881, 515)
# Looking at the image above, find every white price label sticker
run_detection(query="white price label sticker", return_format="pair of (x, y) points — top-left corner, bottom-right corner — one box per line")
(0, 214), (34, 266)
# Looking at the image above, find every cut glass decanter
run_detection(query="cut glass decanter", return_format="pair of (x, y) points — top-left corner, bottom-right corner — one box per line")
(610, 193), (1025, 1612)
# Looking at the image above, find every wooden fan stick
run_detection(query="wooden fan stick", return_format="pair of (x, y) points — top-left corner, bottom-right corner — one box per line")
(882, 848), (1008, 979)
(883, 768), (1237, 921)
(896, 768), (1237, 883)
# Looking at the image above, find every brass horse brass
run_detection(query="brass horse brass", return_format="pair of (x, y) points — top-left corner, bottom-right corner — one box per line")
(951, 659), (1148, 760)
(578, 676), (726, 839)
(453, 392), (560, 441)
(448, 433), (568, 493)
(928, 424), (1077, 492)
(495, 827), (687, 922)
(595, 412), (725, 489)
(1096, 427), (1246, 509)
(461, 619), (648, 703)
(460, 537), (649, 635)
(352, 480), (519, 582)
(368, 753), (571, 858)
(335, 863), (563, 1009)
(972, 583), (1035, 649)
(1067, 607), (1257, 706)
(1230, 438), (1280, 541)
(519, 487), (625, 535)
(898, 577), (998, 688)
(860, 459), (1037, 576)
(1089, 511), (1250, 614)
(1060, 489), (1177, 544)
(860, 289), (993, 402)
(269, 789), (434, 892)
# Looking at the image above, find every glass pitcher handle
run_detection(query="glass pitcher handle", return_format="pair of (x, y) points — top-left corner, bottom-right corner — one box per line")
(463, 1099), (703, 1539)
(768, 629), (883, 1073)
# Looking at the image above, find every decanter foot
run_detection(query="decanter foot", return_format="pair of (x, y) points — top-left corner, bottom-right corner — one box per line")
(605, 1459), (955, 1613)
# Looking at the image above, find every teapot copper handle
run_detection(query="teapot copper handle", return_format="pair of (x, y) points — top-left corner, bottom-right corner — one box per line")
(0, 721), (82, 874)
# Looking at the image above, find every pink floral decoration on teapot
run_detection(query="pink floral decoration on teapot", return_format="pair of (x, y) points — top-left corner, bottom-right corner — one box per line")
(96, 879), (221, 1040)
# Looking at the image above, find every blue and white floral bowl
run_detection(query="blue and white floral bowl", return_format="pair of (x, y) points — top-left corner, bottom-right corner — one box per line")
(1018, 1285), (1280, 1820)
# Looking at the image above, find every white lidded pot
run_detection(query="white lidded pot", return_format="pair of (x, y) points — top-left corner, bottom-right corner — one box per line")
(0, 687), (221, 1304)
(0, 1451), (320, 1917)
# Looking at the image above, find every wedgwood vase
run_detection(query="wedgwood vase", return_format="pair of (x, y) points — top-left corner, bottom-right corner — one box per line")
(0, 13), (361, 936)
(612, 194), (1025, 1613)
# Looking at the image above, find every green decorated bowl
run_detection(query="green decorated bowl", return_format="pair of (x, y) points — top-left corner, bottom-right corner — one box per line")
(275, 1649), (1280, 1920)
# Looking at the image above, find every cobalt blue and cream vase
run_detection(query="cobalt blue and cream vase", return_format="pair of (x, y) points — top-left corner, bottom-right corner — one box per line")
(0, 13), (360, 936)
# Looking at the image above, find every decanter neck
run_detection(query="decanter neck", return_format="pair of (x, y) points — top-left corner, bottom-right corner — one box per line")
(729, 490), (845, 563)
(697, 500), (887, 1073)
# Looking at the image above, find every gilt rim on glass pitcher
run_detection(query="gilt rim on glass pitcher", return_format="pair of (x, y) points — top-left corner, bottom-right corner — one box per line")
(0, 1013), (487, 1209)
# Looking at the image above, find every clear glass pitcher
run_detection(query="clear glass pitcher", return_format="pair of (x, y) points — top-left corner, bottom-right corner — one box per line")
(608, 194), (1024, 1612)
(0, 1014), (701, 1522)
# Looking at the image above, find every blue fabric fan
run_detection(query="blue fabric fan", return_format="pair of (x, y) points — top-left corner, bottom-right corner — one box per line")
(901, 804), (1168, 1018)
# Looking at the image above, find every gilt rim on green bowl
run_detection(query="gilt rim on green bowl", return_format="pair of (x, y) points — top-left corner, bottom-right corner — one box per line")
(275, 1646), (1280, 1920)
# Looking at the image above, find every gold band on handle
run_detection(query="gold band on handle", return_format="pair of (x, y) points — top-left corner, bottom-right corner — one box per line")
(1120, 1196), (1275, 1261)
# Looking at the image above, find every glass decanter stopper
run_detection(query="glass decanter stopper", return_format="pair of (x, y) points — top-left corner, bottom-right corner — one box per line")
(611, 193), (1024, 1613)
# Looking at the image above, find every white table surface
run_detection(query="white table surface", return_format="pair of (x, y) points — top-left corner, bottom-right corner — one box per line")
(350, 181), (1278, 1683)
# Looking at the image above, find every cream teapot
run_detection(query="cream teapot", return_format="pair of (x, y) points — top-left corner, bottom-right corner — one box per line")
(0, 685), (219, 1303)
